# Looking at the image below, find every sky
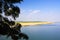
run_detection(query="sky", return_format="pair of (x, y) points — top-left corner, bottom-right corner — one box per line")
(15, 0), (60, 22)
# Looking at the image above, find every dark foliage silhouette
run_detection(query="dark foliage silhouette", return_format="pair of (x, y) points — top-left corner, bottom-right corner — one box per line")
(19, 33), (29, 40)
(0, 0), (29, 40)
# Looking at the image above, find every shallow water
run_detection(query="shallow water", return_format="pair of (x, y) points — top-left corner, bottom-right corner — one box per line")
(0, 23), (60, 40)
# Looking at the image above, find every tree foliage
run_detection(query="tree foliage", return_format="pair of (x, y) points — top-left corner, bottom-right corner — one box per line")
(0, 0), (29, 40)
(0, 0), (23, 19)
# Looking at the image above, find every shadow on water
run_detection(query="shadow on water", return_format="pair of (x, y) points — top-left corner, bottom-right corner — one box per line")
(0, 16), (29, 40)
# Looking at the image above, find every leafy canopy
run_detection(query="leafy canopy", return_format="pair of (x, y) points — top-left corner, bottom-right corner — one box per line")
(0, 0), (23, 19)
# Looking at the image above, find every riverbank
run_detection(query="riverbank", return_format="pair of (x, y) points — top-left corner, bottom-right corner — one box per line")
(16, 21), (53, 26)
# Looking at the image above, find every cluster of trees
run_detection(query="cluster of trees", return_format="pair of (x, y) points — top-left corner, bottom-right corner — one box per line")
(0, 0), (29, 40)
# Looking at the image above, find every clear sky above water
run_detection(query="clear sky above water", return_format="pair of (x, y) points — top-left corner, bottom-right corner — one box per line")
(15, 0), (60, 22)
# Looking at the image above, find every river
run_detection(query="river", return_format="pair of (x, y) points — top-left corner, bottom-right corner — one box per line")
(0, 22), (60, 40)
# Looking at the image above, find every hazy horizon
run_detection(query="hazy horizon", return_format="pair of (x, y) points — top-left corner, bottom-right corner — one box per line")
(11, 0), (60, 22)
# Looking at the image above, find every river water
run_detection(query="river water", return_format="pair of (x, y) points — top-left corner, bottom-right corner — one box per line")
(0, 22), (60, 40)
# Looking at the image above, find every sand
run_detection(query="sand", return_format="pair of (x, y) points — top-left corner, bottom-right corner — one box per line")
(16, 22), (52, 26)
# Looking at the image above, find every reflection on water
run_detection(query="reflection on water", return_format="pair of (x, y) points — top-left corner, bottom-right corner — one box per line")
(0, 23), (60, 40)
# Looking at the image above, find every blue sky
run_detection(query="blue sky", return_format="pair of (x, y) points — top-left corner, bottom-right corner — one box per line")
(15, 0), (60, 22)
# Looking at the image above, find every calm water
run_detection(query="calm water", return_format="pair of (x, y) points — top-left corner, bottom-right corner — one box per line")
(0, 23), (60, 40)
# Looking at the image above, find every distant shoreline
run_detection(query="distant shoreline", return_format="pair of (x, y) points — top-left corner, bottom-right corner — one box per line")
(16, 21), (52, 26)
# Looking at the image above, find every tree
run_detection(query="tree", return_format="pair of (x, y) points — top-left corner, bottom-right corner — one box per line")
(0, 0), (23, 19)
(0, 0), (29, 40)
